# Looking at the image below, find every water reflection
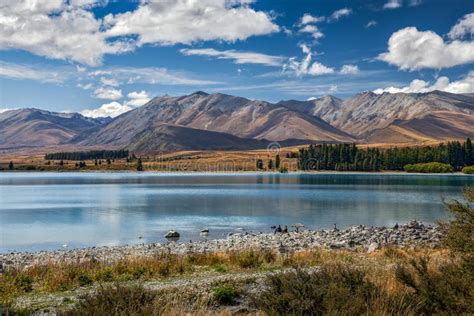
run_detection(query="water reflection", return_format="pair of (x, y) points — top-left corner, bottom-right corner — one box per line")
(0, 172), (472, 252)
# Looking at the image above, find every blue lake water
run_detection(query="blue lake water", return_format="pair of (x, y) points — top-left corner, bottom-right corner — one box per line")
(0, 172), (472, 252)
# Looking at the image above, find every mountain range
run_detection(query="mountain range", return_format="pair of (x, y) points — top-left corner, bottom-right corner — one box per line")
(1, 90), (473, 153)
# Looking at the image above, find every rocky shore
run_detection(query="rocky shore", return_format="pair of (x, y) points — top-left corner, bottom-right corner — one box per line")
(1, 221), (442, 271)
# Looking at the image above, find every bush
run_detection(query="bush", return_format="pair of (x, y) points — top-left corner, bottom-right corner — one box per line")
(395, 257), (474, 314)
(236, 250), (262, 269)
(251, 265), (409, 315)
(404, 162), (453, 173)
(212, 285), (237, 304)
(64, 284), (158, 316)
(462, 166), (474, 174)
(78, 274), (93, 287)
(14, 275), (33, 293)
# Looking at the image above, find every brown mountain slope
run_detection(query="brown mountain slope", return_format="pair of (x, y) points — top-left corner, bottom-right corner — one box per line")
(126, 123), (309, 152)
(75, 92), (354, 148)
(366, 111), (474, 144)
(0, 109), (107, 149)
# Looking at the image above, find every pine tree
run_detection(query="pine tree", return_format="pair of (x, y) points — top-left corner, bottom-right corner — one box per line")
(256, 159), (264, 170)
(268, 159), (274, 170)
(465, 138), (473, 166)
(275, 155), (280, 169)
(8, 161), (14, 170)
(136, 158), (144, 171)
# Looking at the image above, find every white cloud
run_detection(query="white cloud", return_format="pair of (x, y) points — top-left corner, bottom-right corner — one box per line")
(99, 77), (120, 87)
(383, 0), (402, 9)
(125, 90), (151, 107)
(340, 64), (359, 75)
(0, 0), (278, 66)
(87, 66), (220, 86)
(81, 101), (131, 118)
(330, 8), (352, 21)
(93, 87), (123, 100)
(299, 24), (324, 40)
(180, 48), (285, 66)
(365, 20), (377, 28)
(82, 90), (152, 118)
(104, 0), (279, 45)
(300, 14), (325, 25)
(448, 13), (474, 40)
(0, 61), (67, 83)
(77, 82), (93, 90)
(373, 71), (474, 94)
(0, 1), (131, 66)
(0, 108), (14, 114)
(409, 0), (423, 6)
(378, 27), (474, 70)
(283, 44), (334, 76)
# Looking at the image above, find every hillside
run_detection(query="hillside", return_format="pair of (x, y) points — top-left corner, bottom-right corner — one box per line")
(0, 109), (109, 149)
(2, 90), (473, 152)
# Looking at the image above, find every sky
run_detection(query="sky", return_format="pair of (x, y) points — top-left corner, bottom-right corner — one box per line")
(0, 0), (473, 118)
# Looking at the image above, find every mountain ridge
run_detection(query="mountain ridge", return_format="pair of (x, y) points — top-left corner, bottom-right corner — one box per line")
(1, 90), (473, 152)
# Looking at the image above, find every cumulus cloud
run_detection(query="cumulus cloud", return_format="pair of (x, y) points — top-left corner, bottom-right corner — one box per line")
(104, 0), (279, 45)
(378, 26), (474, 70)
(300, 14), (325, 25)
(81, 101), (130, 118)
(448, 13), (474, 39)
(0, 1), (131, 66)
(340, 64), (359, 75)
(125, 90), (151, 107)
(0, 0), (278, 66)
(299, 24), (324, 40)
(373, 71), (474, 94)
(180, 48), (285, 66)
(82, 90), (152, 118)
(93, 87), (123, 100)
(383, 0), (402, 9)
(283, 44), (334, 76)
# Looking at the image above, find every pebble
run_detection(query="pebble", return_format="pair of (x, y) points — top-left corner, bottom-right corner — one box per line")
(0, 220), (442, 271)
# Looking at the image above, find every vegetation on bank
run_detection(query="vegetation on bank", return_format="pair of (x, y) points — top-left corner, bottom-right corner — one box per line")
(462, 166), (474, 174)
(44, 150), (129, 161)
(296, 138), (473, 172)
(404, 162), (453, 173)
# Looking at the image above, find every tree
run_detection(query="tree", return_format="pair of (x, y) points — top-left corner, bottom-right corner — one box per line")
(136, 158), (144, 171)
(268, 159), (274, 170)
(59, 160), (64, 166)
(256, 159), (264, 170)
(465, 138), (473, 166)
(275, 155), (280, 169)
(8, 161), (14, 170)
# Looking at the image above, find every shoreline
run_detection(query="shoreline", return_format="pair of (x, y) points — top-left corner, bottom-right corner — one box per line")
(1, 221), (442, 271)
(0, 170), (472, 175)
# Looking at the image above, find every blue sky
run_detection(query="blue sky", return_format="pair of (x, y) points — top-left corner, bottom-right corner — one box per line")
(0, 0), (473, 117)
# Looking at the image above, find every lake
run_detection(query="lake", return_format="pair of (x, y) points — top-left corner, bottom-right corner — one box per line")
(0, 172), (472, 252)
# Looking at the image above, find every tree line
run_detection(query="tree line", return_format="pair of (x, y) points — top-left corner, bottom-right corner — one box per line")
(296, 138), (473, 171)
(44, 150), (129, 161)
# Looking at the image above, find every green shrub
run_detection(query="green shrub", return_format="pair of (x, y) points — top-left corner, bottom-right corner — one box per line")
(214, 264), (227, 273)
(94, 267), (114, 282)
(78, 274), (93, 287)
(404, 162), (453, 173)
(462, 166), (474, 174)
(212, 285), (237, 304)
(14, 275), (33, 293)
